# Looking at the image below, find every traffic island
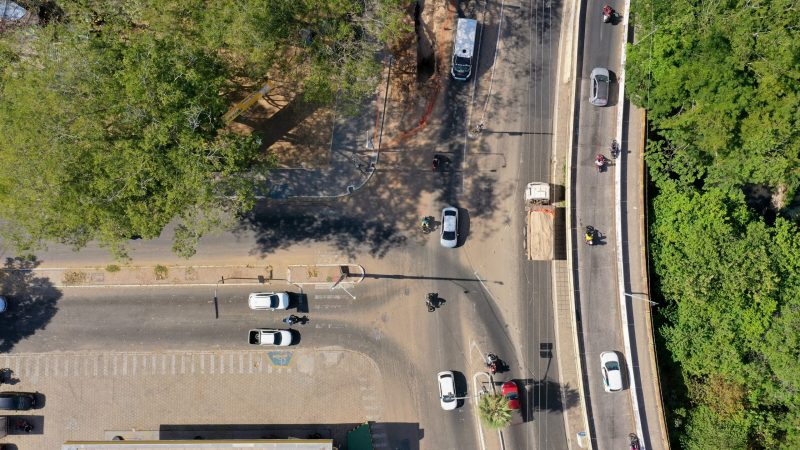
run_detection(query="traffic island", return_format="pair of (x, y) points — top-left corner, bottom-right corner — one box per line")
(287, 264), (365, 287)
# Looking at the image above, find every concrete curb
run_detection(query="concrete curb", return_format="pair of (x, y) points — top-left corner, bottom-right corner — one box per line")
(9, 264), (276, 289)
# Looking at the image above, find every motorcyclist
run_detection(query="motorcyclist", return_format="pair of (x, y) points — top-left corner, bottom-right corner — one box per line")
(595, 154), (606, 171)
(585, 226), (595, 245)
(426, 292), (437, 311)
(603, 4), (614, 22)
(611, 139), (620, 158)
(486, 353), (500, 374)
(421, 216), (432, 232)
(283, 315), (300, 325)
(629, 434), (640, 450)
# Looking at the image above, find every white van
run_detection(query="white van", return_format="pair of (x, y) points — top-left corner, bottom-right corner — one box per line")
(451, 18), (478, 81)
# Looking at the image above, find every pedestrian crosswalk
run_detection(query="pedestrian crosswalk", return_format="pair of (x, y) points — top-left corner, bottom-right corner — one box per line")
(0, 350), (296, 380)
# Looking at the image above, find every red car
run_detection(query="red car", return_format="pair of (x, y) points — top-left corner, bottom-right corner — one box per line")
(502, 381), (520, 410)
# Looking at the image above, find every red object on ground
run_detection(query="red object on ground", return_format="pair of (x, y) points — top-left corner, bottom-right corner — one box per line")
(502, 381), (521, 410)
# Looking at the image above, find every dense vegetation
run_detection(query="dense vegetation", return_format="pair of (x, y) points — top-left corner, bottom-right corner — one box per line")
(627, 0), (800, 447)
(0, 0), (410, 258)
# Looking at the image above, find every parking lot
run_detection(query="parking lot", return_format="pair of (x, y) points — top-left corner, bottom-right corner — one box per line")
(0, 349), (384, 448)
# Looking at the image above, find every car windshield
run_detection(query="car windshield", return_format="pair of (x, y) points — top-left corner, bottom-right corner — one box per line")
(454, 56), (471, 66)
(505, 392), (518, 400)
(442, 394), (455, 402)
(443, 231), (456, 241)
(268, 295), (278, 308)
(606, 361), (620, 371)
(272, 333), (282, 345)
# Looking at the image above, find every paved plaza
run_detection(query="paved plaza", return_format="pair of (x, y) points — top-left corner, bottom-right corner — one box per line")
(0, 349), (384, 449)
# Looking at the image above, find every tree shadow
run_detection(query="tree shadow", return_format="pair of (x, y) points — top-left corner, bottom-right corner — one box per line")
(240, 210), (407, 259)
(236, 92), (324, 155)
(520, 378), (579, 417)
(0, 256), (60, 353)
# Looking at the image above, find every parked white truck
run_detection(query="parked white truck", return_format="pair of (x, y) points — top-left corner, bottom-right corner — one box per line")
(525, 182), (555, 260)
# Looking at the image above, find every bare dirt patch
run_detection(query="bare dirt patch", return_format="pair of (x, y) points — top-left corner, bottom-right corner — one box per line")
(228, 80), (333, 169)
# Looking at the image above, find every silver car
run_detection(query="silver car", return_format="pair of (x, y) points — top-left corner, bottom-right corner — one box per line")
(440, 207), (459, 248)
(590, 67), (610, 106)
(248, 292), (290, 310)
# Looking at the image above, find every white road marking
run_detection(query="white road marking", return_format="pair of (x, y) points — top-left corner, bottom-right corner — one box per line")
(1, 351), (304, 379)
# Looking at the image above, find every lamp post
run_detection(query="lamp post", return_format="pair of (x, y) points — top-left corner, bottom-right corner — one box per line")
(213, 276), (224, 319)
(624, 292), (658, 306)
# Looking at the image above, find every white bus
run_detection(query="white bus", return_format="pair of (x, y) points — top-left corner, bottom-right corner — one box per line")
(451, 18), (478, 81)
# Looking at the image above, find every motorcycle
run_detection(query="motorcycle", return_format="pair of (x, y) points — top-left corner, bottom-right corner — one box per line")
(603, 4), (616, 23)
(283, 315), (300, 325)
(15, 419), (33, 433)
(421, 216), (434, 234)
(486, 353), (500, 374)
(585, 226), (596, 245)
(595, 154), (607, 172)
(611, 139), (620, 159)
(426, 292), (438, 312)
(629, 433), (640, 450)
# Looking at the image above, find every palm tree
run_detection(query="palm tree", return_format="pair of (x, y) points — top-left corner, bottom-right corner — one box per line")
(478, 393), (512, 429)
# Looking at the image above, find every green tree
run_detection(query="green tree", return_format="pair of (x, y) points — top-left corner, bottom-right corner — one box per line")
(0, 26), (260, 258)
(478, 393), (512, 429)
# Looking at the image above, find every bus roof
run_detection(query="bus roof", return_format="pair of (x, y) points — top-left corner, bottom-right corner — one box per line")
(454, 19), (477, 59)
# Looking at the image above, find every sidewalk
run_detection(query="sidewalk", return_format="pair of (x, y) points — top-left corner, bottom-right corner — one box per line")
(623, 106), (670, 450)
(16, 264), (277, 288)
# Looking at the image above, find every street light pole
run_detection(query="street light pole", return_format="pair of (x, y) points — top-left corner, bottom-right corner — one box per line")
(213, 276), (224, 319)
(624, 292), (658, 306)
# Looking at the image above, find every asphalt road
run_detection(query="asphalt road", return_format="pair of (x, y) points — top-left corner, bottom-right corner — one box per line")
(463, 0), (567, 447)
(574, 5), (636, 449)
(0, 1), (569, 449)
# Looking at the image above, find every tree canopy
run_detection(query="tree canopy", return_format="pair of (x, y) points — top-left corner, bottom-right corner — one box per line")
(627, 0), (800, 447)
(478, 393), (513, 429)
(0, 0), (411, 257)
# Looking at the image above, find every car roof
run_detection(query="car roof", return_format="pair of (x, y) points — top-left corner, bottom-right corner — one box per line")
(600, 351), (618, 363)
(442, 208), (458, 231)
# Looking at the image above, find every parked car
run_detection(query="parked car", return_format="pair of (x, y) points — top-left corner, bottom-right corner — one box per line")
(502, 380), (521, 410)
(600, 351), (623, 392)
(248, 292), (290, 310)
(440, 207), (459, 248)
(437, 371), (457, 410)
(248, 329), (293, 346)
(590, 67), (610, 106)
(0, 392), (36, 410)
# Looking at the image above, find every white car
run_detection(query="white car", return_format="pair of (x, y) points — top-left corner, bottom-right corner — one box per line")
(248, 292), (290, 310)
(437, 371), (457, 410)
(248, 329), (293, 346)
(440, 207), (459, 248)
(600, 351), (623, 392)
